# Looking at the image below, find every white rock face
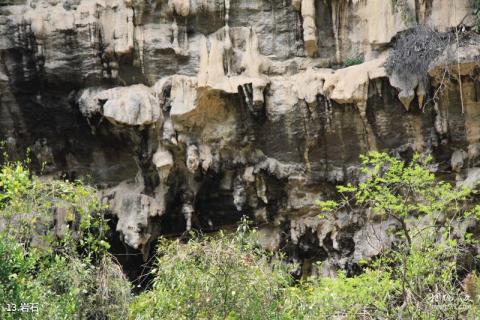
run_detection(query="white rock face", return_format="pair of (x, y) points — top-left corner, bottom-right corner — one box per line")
(301, 0), (317, 57)
(153, 146), (174, 181)
(186, 144), (200, 173)
(460, 168), (480, 190)
(78, 87), (105, 117)
(168, 76), (199, 117)
(168, 0), (190, 17)
(427, 0), (475, 31)
(451, 149), (467, 172)
(102, 181), (166, 249)
(99, 85), (162, 126)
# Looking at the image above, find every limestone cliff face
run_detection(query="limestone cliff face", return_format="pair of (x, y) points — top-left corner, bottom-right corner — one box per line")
(1, 0), (479, 274)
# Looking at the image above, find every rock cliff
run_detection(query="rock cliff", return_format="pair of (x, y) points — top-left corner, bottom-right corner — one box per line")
(1, 0), (479, 275)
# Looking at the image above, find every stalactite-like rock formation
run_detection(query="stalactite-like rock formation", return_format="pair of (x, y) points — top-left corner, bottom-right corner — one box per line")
(1, 0), (480, 274)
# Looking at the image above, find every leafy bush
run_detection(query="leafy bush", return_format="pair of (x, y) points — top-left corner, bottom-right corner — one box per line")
(0, 159), (110, 256)
(320, 152), (475, 245)
(129, 223), (292, 320)
(475, 0), (480, 32)
(343, 56), (363, 67)
(283, 269), (399, 319)
(0, 160), (131, 319)
(319, 152), (480, 318)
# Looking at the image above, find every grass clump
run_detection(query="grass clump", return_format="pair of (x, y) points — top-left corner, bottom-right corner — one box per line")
(343, 56), (364, 67)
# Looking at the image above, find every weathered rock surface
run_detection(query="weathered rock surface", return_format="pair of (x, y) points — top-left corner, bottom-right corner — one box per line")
(1, 0), (480, 274)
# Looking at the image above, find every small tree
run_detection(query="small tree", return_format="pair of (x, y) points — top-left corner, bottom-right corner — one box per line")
(318, 152), (480, 318)
(321, 152), (472, 247)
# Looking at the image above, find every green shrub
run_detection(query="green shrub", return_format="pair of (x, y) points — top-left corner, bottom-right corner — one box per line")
(282, 269), (399, 319)
(318, 152), (480, 319)
(0, 160), (131, 319)
(320, 152), (474, 246)
(475, 0), (480, 32)
(129, 225), (292, 320)
(0, 159), (110, 257)
(343, 56), (363, 67)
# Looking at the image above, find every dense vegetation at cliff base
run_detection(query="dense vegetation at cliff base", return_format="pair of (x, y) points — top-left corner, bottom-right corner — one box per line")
(1, 152), (480, 319)
(0, 159), (130, 319)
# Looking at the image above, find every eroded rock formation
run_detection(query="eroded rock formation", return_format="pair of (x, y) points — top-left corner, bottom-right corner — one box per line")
(1, 0), (480, 275)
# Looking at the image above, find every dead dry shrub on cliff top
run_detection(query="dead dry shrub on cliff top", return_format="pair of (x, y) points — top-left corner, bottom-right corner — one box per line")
(386, 26), (450, 88)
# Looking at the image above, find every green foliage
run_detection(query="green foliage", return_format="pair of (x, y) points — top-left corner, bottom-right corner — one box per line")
(0, 159), (110, 258)
(333, 152), (473, 244)
(356, 152), (469, 212)
(475, 0), (480, 32)
(343, 57), (363, 67)
(130, 224), (292, 320)
(283, 269), (399, 319)
(0, 234), (130, 320)
(0, 160), (130, 319)
(316, 152), (480, 318)
(129, 223), (398, 320)
(0, 162), (32, 206)
(316, 200), (338, 212)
